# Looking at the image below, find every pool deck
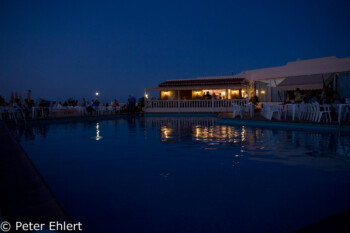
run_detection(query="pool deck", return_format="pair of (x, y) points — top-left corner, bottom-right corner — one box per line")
(217, 112), (350, 132)
(0, 121), (72, 229)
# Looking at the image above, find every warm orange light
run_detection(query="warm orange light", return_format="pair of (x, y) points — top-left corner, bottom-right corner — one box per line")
(163, 91), (169, 95)
(261, 90), (266, 94)
(232, 90), (239, 94)
(161, 126), (171, 140)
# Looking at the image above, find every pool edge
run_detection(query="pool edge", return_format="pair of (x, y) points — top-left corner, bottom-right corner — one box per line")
(217, 118), (350, 132)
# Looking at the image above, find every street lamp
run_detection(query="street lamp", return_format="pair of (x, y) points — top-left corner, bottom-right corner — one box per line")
(95, 92), (99, 97)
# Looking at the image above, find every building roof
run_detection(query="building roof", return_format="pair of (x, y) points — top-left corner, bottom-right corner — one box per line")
(146, 56), (350, 91)
(233, 56), (350, 81)
(158, 78), (246, 87)
(145, 78), (246, 91)
(276, 73), (333, 91)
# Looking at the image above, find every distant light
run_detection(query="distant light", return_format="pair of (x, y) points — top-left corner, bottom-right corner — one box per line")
(261, 90), (266, 94)
(145, 94), (149, 99)
(241, 89), (246, 97)
(95, 92), (99, 96)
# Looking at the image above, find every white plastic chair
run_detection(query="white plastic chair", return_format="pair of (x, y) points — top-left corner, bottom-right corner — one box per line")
(97, 106), (106, 115)
(307, 103), (318, 121)
(297, 103), (306, 120)
(115, 106), (121, 113)
(107, 106), (115, 114)
(316, 104), (331, 123)
(232, 104), (245, 119)
(270, 105), (282, 120)
(261, 104), (281, 120)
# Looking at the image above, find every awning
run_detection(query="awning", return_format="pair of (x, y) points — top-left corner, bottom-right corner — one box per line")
(276, 73), (333, 91)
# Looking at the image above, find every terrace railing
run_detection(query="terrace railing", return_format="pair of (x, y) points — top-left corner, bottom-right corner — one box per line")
(145, 99), (248, 113)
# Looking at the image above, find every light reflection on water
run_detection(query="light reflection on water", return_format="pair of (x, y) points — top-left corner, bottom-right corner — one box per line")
(93, 122), (103, 141)
(12, 117), (350, 166)
(146, 117), (350, 171)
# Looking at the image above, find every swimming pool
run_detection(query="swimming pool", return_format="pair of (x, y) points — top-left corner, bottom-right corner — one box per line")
(14, 117), (350, 233)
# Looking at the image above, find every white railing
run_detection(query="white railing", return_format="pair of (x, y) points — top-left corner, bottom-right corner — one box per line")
(146, 99), (248, 113)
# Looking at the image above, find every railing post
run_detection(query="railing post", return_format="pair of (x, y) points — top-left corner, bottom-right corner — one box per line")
(177, 90), (180, 113)
(211, 92), (214, 113)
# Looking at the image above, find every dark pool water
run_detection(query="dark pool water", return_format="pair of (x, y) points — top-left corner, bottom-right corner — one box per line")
(14, 117), (350, 233)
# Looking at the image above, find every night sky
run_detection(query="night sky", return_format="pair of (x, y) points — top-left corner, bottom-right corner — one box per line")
(1, 0), (350, 103)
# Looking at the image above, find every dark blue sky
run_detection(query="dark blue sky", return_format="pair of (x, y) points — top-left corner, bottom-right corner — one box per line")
(1, 0), (350, 103)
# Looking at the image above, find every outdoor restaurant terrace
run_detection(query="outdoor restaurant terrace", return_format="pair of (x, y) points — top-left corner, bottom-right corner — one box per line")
(144, 77), (250, 113)
(144, 56), (350, 125)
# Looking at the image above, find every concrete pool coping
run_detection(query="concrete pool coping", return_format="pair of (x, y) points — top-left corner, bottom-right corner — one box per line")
(144, 113), (217, 117)
(0, 121), (72, 230)
(5, 113), (142, 126)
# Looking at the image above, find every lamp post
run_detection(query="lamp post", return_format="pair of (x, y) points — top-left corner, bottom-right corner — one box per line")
(144, 90), (148, 110)
(95, 92), (99, 99)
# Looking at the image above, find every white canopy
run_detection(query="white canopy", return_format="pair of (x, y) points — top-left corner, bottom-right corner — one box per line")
(276, 73), (333, 91)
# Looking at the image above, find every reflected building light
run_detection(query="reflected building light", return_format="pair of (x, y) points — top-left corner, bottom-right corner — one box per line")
(241, 126), (246, 142)
(161, 126), (170, 140)
(95, 123), (103, 141)
(196, 127), (200, 137)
